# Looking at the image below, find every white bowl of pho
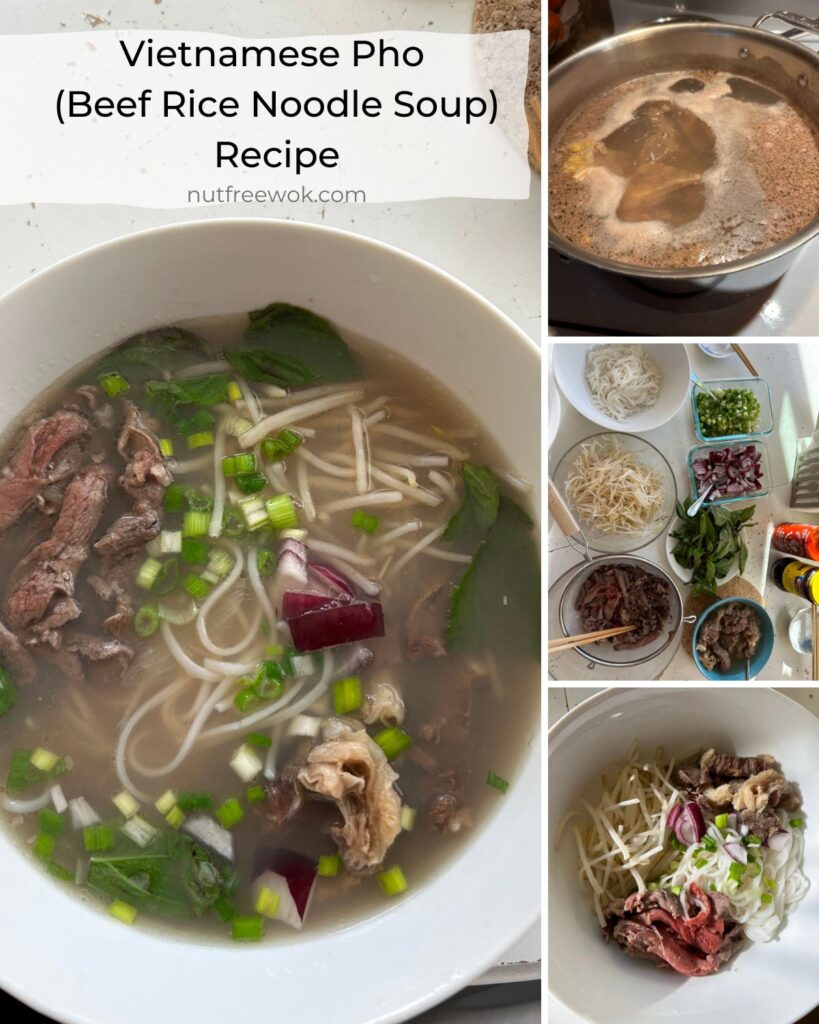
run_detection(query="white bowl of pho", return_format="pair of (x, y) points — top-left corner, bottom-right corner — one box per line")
(0, 220), (540, 1024)
(552, 343), (690, 433)
(549, 688), (819, 1024)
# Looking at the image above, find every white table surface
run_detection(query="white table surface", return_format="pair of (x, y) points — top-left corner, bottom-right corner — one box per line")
(0, 0), (541, 1007)
(547, 688), (819, 1024)
(549, 342), (819, 682)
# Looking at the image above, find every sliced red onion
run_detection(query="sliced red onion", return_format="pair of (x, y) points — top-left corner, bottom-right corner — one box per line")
(252, 849), (317, 929)
(282, 591), (342, 621)
(667, 804), (682, 830)
(767, 831), (788, 851)
(674, 802), (707, 846)
(308, 563), (355, 601)
(288, 601), (385, 653)
(723, 842), (747, 865)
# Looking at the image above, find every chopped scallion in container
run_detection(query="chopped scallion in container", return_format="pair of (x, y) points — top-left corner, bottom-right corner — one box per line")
(183, 574), (211, 601)
(98, 372), (130, 398)
(254, 886), (281, 919)
(154, 790), (177, 815)
(186, 431), (214, 450)
(163, 483), (184, 512)
(182, 511), (210, 538)
(237, 471), (267, 494)
(108, 899), (138, 925)
(790, 818), (804, 828)
(231, 915), (263, 941)
(257, 548), (276, 577)
(318, 854), (343, 877)
(159, 438), (174, 457)
(266, 494), (299, 531)
(373, 727), (413, 761)
(134, 603), (160, 638)
(181, 538), (209, 565)
(216, 798), (244, 829)
(486, 771), (510, 794)
(261, 429), (302, 462)
(112, 791), (140, 818)
(239, 495), (268, 531)
(83, 825), (116, 852)
(176, 791), (213, 812)
(377, 866), (408, 897)
(33, 833), (56, 861)
(38, 808), (65, 837)
(165, 806), (186, 829)
(332, 676), (362, 715)
(714, 813), (729, 830)
(136, 557), (163, 591)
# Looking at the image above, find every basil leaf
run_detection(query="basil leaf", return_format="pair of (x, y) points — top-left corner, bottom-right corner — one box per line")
(443, 463), (500, 548)
(0, 665), (18, 717)
(145, 374), (230, 409)
(87, 854), (190, 919)
(99, 326), (209, 373)
(232, 302), (360, 386)
(447, 497), (539, 658)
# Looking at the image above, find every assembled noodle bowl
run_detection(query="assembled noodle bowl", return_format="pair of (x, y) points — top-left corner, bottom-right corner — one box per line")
(0, 220), (540, 1024)
(548, 22), (819, 293)
(549, 688), (819, 1024)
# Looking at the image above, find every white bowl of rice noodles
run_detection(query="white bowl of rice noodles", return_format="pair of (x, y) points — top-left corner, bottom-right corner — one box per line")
(553, 343), (690, 433)
(0, 220), (540, 1024)
(549, 688), (819, 1024)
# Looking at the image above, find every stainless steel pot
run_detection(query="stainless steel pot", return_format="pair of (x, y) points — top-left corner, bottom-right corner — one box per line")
(548, 12), (819, 294)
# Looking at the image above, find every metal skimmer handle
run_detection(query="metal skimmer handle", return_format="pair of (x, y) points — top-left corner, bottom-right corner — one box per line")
(754, 11), (819, 34)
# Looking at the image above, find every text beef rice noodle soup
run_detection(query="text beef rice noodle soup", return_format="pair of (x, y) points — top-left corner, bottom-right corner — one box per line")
(0, 305), (539, 941)
(549, 69), (819, 269)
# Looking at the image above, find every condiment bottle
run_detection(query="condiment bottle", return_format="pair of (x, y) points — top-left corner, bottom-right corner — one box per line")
(771, 558), (819, 604)
(772, 523), (819, 561)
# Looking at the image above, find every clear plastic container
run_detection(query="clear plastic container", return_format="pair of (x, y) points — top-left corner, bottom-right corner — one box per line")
(691, 376), (774, 443)
(687, 439), (772, 508)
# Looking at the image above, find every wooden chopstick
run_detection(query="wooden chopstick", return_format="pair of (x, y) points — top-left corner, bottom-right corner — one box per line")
(813, 604), (819, 682)
(731, 343), (759, 378)
(548, 624), (637, 654)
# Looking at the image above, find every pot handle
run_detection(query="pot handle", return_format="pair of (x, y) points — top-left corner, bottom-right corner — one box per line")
(754, 11), (819, 34)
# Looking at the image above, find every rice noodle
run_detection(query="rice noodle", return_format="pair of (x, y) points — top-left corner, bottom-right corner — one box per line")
(246, 544), (277, 634)
(240, 389), (365, 447)
(115, 679), (188, 799)
(584, 344), (662, 423)
(388, 524), (447, 576)
(161, 622), (222, 681)
(196, 540), (263, 657)
(2, 789), (53, 814)
(565, 437), (664, 536)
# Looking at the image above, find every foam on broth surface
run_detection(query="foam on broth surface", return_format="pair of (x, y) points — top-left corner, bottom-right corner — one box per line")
(0, 314), (539, 941)
(549, 70), (819, 269)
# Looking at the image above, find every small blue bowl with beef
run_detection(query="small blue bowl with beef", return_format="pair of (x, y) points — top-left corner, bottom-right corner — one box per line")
(692, 597), (774, 680)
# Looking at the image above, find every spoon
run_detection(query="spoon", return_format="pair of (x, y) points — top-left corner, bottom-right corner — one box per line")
(687, 483), (714, 517)
(691, 372), (720, 403)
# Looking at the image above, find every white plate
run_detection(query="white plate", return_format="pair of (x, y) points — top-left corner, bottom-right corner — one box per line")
(552, 343), (691, 433)
(665, 522), (740, 585)
(0, 220), (540, 1024)
(549, 688), (819, 1024)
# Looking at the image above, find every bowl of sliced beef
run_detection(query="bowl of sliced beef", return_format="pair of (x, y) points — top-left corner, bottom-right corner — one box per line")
(692, 598), (774, 681)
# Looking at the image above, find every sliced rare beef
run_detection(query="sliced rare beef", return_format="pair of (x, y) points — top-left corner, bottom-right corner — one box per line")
(576, 564), (671, 650)
(4, 466), (110, 645)
(406, 580), (450, 661)
(737, 807), (785, 844)
(0, 410), (88, 532)
(94, 403), (171, 636)
(605, 883), (743, 976)
(700, 749), (775, 779)
(0, 617), (36, 684)
(65, 633), (134, 676)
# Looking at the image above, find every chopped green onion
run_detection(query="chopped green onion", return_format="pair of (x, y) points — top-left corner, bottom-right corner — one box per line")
(108, 899), (138, 925)
(239, 495), (268, 531)
(0, 665), (18, 717)
(747, 862), (761, 877)
(83, 825), (116, 852)
(47, 861), (74, 882)
(216, 798), (244, 829)
(702, 836), (717, 852)
(226, 380), (243, 402)
(136, 557), (162, 591)
(177, 791), (213, 811)
(183, 574), (211, 601)
(181, 538), (209, 565)
(256, 548), (276, 577)
(182, 511), (210, 538)
(669, 836), (684, 852)
(261, 429), (303, 462)
(221, 507), (244, 537)
(121, 815), (158, 848)
(134, 603), (160, 638)
(245, 732), (272, 749)
(33, 833), (56, 862)
(246, 785), (265, 804)
(790, 818), (804, 829)
(157, 597), (197, 625)
(765, 877), (777, 892)
(112, 791), (140, 818)
(31, 748), (60, 772)
(266, 494), (299, 531)
(400, 806), (416, 832)
(254, 886), (281, 919)
(486, 771), (510, 794)
(186, 431), (214, 450)
(159, 438), (174, 457)
(728, 862), (745, 882)
(761, 893), (773, 904)
(159, 530), (182, 554)
(265, 644), (284, 657)
(253, 660), (285, 699)
(214, 896), (236, 923)
(646, 882), (659, 891)
(288, 653), (316, 680)
(230, 744), (263, 783)
(163, 483), (184, 512)
(236, 471), (267, 494)
(234, 687), (259, 713)
(351, 510), (380, 534)
(207, 550), (234, 578)
(671, 885), (682, 896)
(318, 854), (343, 877)
(154, 790), (177, 815)
(222, 452), (257, 477)
(38, 808), (65, 837)
(6, 747), (67, 793)
(714, 813), (729, 830)
(153, 558), (180, 596)
(185, 488), (214, 513)
(231, 915), (263, 941)
(745, 834), (762, 846)
(224, 412), (253, 437)
(694, 857), (708, 870)
(377, 866), (408, 897)
(373, 726), (413, 761)
(165, 805), (186, 829)
(332, 676), (362, 715)
(98, 371), (130, 398)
